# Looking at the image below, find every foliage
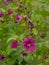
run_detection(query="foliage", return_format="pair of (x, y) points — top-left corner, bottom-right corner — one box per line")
(0, 0), (49, 65)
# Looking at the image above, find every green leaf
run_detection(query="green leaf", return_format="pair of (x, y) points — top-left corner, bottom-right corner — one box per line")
(32, 28), (38, 35)
(20, 59), (27, 65)
(7, 35), (18, 43)
(13, 59), (19, 65)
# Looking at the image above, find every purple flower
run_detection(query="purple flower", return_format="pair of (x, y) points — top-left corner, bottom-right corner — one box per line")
(23, 53), (27, 57)
(24, 15), (27, 21)
(23, 38), (36, 52)
(14, 15), (22, 23)
(44, 55), (48, 59)
(6, 0), (13, 2)
(40, 35), (45, 39)
(29, 21), (34, 29)
(8, 9), (13, 15)
(16, 15), (22, 21)
(0, 55), (5, 60)
(11, 40), (18, 48)
(4, 1), (8, 5)
(0, 11), (4, 17)
(14, 19), (17, 23)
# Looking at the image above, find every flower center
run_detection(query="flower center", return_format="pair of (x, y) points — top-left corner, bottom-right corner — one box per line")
(28, 44), (31, 47)
(27, 43), (32, 48)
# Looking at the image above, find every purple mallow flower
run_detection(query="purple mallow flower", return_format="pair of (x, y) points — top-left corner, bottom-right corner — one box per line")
(14, 19), (17, 23)
(24, 15), (27, 21)
(6, 0), (13, 2)
(0, 55), (5, 60)
(44, 55), (48, 59)
(23, 38), (36, 52)
(23, 53), (27, 57)
(8, 9), (13, 15)
(29, 21), (34, 29)
(0, 11), (4, 17)
(11, 40), (18, 48)
(14, 15), (22, 23)
(4, 0), (12, 5)
(40, 35), (45, 39)
(4, 1), (8, 5)
(16, 15), (22, 21)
